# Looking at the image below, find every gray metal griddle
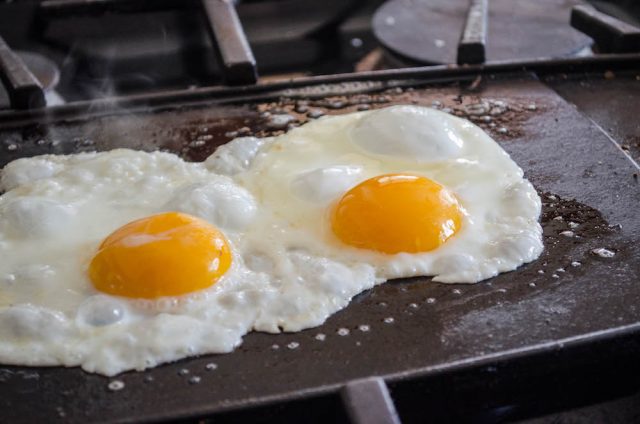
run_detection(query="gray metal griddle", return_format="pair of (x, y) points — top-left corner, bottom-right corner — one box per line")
(0, 56), (639, 423)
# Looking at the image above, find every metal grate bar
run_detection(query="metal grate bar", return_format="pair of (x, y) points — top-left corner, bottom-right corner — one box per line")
(341, 377), (401, 424)
(0, 36), (45, 110)
(40, 0), (258, 87)
(571, 5), (640, 53)
(201, 0), (258, 85)
(457, 0), (488, 65)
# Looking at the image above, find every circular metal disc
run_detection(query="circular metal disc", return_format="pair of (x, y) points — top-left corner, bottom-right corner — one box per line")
(373, 0), (593, 65)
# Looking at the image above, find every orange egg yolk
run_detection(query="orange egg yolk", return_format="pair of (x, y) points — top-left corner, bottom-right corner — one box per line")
(88, 212), (231, 299)
(331, 174), (463, 254)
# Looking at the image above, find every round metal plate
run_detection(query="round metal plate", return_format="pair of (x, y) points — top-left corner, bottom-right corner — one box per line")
(373, 0), (593, 65)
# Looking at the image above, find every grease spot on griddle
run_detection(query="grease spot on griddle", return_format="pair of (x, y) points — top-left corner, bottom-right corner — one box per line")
(337, 328), (350, 336)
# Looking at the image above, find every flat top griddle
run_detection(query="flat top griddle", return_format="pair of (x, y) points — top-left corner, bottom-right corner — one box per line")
(0, 57), (639, 424)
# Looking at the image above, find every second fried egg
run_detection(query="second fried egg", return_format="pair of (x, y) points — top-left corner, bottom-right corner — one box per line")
(213, 105), (543, 284)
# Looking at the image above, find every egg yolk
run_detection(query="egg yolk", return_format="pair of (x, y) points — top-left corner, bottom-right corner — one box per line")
(88, 212), (231, 299)
(331, 174), (463, 254)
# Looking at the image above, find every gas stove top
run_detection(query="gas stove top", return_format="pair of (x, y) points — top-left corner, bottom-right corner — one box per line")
(0, 0), (639, 109)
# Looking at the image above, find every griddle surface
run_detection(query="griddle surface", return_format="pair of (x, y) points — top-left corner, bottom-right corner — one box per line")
(0, 75), (638, 423)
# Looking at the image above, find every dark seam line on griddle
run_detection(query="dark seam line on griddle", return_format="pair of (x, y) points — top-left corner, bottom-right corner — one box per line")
(585, 118), (640, 172)
(544, 78), (640, 171)
(384, 321), (640, 382)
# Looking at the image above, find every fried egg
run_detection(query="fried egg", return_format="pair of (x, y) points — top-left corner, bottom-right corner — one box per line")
(0, 105), (542, 375)
(216, 105), (543, 283)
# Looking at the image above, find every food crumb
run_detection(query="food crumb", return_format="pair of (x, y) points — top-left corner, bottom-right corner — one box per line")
(307, 109), (325, 119)
(108, 380), (125, 392)
(591, 247), (615, 258)
(287, 342), (300, 350)
(337, 328), (350, 336)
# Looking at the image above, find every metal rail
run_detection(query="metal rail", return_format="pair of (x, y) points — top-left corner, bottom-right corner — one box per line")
(0, 53), (638, 128)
